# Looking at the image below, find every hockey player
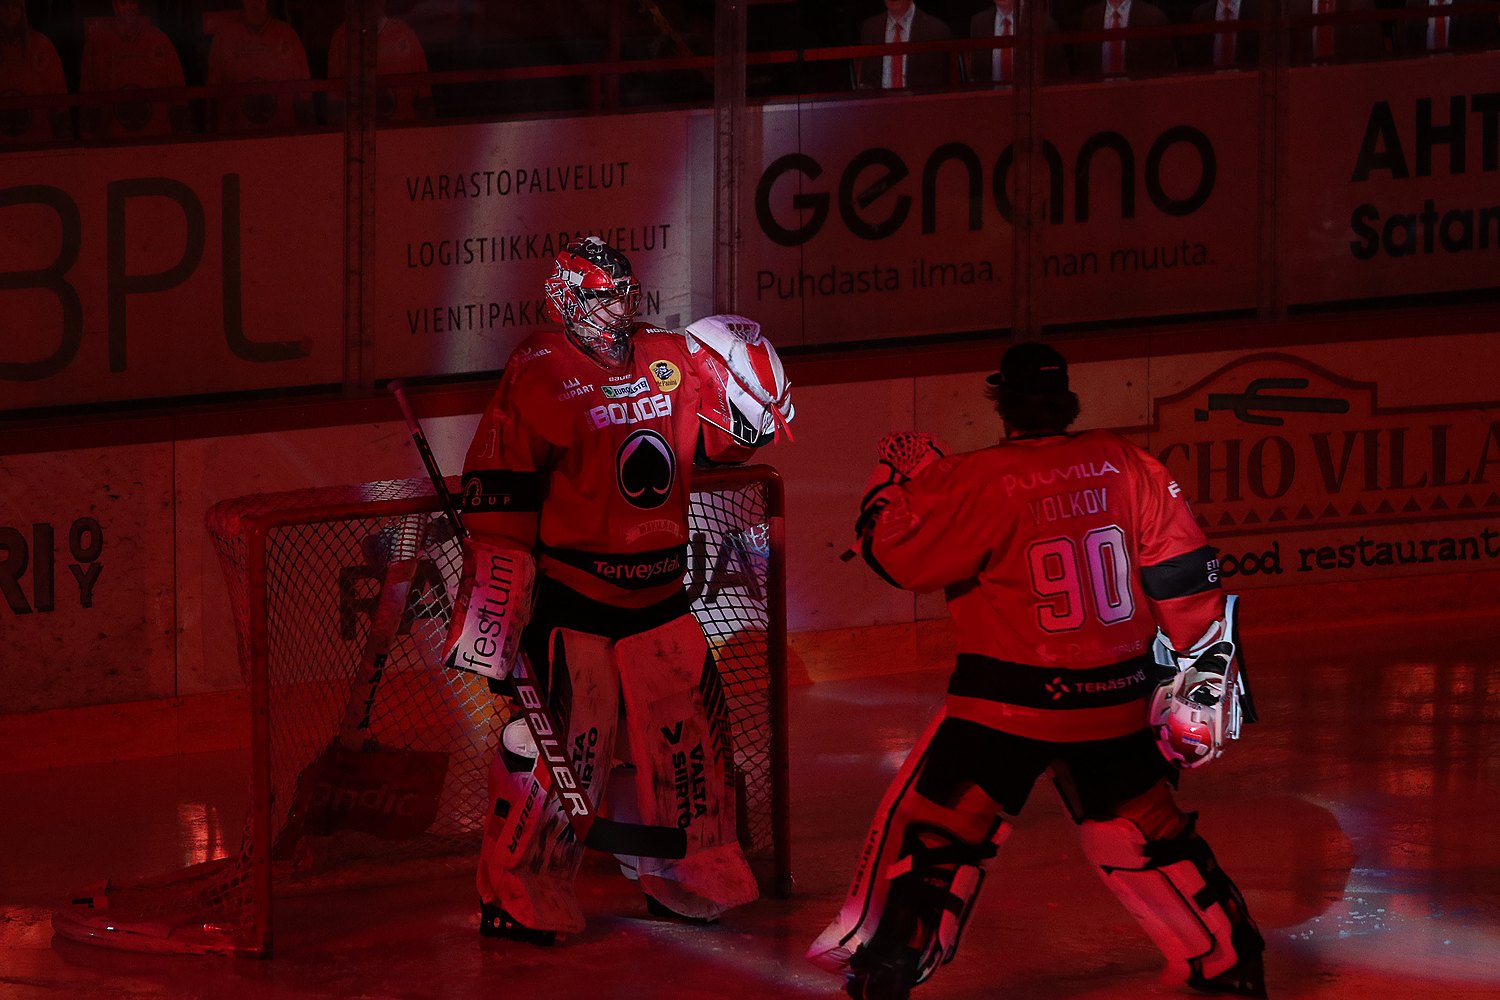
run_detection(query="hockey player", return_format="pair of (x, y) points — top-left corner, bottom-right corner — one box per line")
(808, 342), (1265, 999)
(446, 236), (793, 944)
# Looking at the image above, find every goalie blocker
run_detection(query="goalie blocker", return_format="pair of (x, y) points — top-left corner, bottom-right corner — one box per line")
(443, 541), (535, 681)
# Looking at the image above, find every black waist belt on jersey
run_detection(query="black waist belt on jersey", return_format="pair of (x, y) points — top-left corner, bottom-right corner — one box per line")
(948, 652), (1162, 711)
(540, 543), (688, 590)
(530, 574), (691, 639)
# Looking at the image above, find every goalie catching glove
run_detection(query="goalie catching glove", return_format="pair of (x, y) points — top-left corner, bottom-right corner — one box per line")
(683, 314), (794, 447)
(441, 541), (536, 681)
(853, 431), (950, 542)
(1149, 594), (1254, 769)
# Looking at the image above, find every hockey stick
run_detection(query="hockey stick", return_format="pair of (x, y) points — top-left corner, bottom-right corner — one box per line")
(272, 514), (450, 859)
(388, 380), (688, 860)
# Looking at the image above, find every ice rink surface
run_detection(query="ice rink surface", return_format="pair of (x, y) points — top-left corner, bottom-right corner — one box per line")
(3, 609), (1499, 999)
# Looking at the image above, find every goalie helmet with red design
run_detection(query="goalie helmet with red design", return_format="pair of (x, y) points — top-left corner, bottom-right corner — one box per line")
(544, 236), (643, 365)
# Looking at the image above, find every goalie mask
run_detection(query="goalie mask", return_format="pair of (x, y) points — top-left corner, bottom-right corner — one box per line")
(544, 236), (642, 366)
(1150, 640), (1243, 769)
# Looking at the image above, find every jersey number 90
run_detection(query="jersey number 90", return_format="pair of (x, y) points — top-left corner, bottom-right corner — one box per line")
(1026, 526), (1134, 632)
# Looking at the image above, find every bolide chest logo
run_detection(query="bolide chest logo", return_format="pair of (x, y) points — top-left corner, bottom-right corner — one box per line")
(650, 360), (681, 393)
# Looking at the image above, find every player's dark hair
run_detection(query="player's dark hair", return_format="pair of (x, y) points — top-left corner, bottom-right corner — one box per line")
(984, 383), (1082, 432)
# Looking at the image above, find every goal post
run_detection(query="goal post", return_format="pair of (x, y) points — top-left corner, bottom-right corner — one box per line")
(52, 465), (790, 957)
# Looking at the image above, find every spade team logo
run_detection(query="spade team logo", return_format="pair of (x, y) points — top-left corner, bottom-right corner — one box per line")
(616, 429), (676, 510)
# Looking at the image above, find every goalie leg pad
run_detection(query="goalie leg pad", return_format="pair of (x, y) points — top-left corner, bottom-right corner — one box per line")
(476, 629), (618, 933)
(1079, 804), (1263, 989)
(614, 613), (759, 919)
(808, 712), (1010, 987)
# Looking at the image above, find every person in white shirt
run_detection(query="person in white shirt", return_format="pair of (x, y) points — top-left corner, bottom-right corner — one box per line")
(967, 0), (1067, 84)
(1185, 0), (1260, 69)
(1075, 0), (1176, 77)
(1401, 0), (1500, 53)
(1288, 0), (1384, 64)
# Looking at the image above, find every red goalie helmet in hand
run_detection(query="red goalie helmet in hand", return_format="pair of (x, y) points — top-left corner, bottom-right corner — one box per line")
(1149, 640), (1240, 769)
(544, 236), (642, 364)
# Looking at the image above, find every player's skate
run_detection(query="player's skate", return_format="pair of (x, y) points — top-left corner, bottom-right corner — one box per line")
(478, 900), (557, 947)
(644, 893), (718, 925)
(1186, 924), (1267, 997)
(844, 944), (920, 1000)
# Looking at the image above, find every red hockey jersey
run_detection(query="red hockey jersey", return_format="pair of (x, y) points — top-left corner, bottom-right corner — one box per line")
(79, 19), (184, 137)
(327, 17), (430, 122)
(0, 31), (67, 143)
(206, 18), (310, 131)
(865, 429), (1224, 741)
(462, 326), (754, 609)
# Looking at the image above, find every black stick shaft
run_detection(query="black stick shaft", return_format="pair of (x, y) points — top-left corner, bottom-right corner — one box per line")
(388, 380), (465, 539)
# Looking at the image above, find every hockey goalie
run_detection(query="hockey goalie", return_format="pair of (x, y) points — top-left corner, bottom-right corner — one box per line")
(807, 342), (1265, 999)
(443, 236), (793, 944)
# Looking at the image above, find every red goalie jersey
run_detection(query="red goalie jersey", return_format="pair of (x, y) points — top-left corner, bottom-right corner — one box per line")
(864, 429), (1224, 742)
(460, 325), (754, 608)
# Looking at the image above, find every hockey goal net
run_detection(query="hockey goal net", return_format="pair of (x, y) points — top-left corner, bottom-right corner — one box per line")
(53, 465), (789, 956)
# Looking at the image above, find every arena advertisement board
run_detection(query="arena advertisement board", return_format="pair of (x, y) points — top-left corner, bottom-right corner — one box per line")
(742, 72), (1261, 345)
(1144, 352), (1500, 588)
(0, 441), (178, 712)
(0, 134), (343, 412)
(373, 112), (699, 380)
(1284, 51), (1500, 304)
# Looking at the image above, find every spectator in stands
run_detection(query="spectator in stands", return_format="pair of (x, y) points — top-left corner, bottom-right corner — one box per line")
(1074, 0), (1177, 77)
(0, 0), (71, 143)
(1402, 0), (1500, 53)
(969, 0), (1069, 83)
(205, 0), (311, 130)
(856, 0), (955, 90)
(79, 0), (187, 138)
(1288, 0), (1385, 63)
(1183, 0), (1260, 68)
(326, 3), (433, 124)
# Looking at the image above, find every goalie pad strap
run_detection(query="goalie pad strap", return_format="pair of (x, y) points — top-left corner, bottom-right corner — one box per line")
(1079, 816), (1248, 983)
